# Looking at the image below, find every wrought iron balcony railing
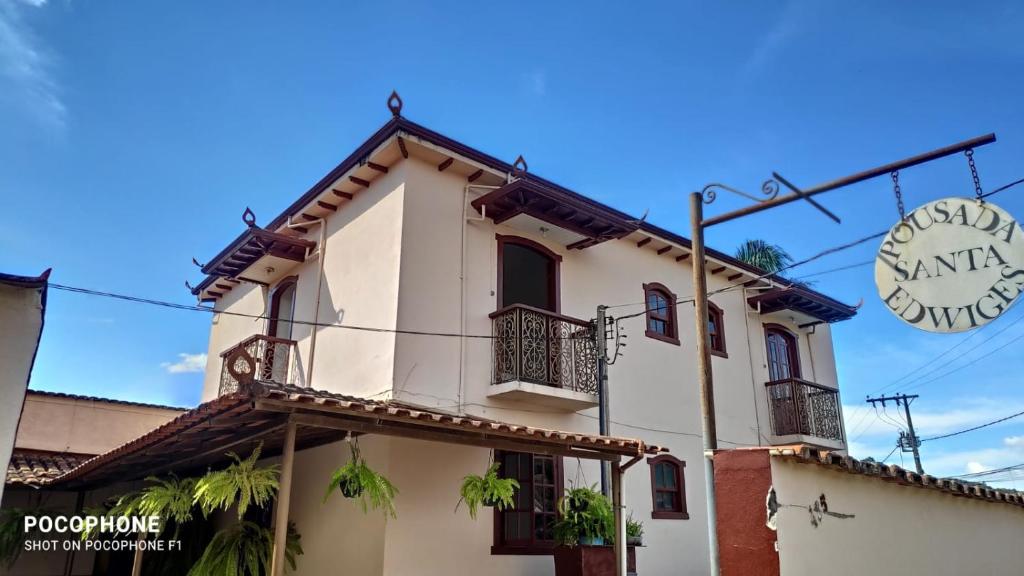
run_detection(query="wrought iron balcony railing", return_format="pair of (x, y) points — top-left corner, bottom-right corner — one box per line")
(489, 304), (599, 395)
(765, 378), (844, 442)
(219, 335), (298, 396)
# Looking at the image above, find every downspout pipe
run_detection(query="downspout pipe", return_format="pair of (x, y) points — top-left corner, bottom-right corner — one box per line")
(461, 185), (493, 412)
(286, 216), (326, 389)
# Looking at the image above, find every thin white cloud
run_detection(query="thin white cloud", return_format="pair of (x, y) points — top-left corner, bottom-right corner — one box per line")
(965, 461), (990, 474)
(844, 398), (1024, 441)
(522, 70), (546, 97)
(740, 2), (802, 81)
(161, 353), (208, 374)
(0, 0), (65, 128)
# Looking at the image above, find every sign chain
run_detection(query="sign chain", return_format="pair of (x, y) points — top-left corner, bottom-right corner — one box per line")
(891, 171), (906, 221)
(965, 149), (984, 202)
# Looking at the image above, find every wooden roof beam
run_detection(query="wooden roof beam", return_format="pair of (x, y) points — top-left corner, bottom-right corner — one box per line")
(657, 246), (672, 255)
(317, 201), (338, 212)
(438, 157), (454, 172)
(676, 254), (691, 262)
(468, 169), (483, 183)
(711, 266), (726, 275)
(349, 176), (371, 188)
(367, 162), (389, 174)
(636, 238), (652, 248)
(332, 189), (354, 200)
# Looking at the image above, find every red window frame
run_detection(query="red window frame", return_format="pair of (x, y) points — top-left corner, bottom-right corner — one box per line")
(643, 282), (680, 345)
(648, 454), (688, 520)
(492, 451), (564, 555)
(708, 302), (727, 357)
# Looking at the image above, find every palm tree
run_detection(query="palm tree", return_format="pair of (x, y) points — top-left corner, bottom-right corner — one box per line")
(734, 239), (793, 274)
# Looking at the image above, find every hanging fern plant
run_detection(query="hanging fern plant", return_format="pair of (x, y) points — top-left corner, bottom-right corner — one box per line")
(456, 461), (519, 520)
(194, 443), (280, 519)
(187, 520), (302, 576)
(324, 440), (397, 518)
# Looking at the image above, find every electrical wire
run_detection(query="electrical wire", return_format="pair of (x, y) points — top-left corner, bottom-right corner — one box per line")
(921, 409), (1024, 443)
(49, 283), (499, 339)
(881, 445), (899, 464)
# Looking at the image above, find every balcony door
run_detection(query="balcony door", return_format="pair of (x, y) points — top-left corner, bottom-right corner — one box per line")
(765, 325), (800, 381)
(268, 277), (297, 340)
(497, 235), (560, 312)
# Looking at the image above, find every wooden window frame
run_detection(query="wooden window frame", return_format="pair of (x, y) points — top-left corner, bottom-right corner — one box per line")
(495, 234), (562, 313)
(647, 454), (688, 520)
(764, 323), (802, 380)
(708, 302), (728, 358)
(643, 282), (679, 346)
(267, 276), (298, 338)
(491, 451), (564, 555)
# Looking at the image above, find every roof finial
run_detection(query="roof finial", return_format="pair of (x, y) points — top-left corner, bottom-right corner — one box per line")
(513, 155), (528, 175)
(242, 207), (257, 227)
(387, 90), (403, 117)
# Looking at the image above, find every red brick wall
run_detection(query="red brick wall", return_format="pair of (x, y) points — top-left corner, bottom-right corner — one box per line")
(714, 450), (779, 576)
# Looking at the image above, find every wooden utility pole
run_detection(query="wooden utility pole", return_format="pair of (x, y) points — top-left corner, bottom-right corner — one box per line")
(270, 421), (297, 576)
(691, 133), (994, 574)
(867, 393), (923, 474)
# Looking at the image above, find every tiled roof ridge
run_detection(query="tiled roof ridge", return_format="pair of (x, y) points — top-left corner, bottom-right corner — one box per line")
(27, 389), (191, 412)
(770, 445), (1024, 508)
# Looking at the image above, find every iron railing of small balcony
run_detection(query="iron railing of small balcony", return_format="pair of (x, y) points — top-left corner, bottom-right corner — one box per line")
(219, 335), (298, 396)
(489, 304), (599, 395)
(765, 378), (844, 442)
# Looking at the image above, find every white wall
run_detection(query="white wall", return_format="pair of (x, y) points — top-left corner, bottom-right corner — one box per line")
(0, 281), (45, 501)
(771, 458), (1024, 576)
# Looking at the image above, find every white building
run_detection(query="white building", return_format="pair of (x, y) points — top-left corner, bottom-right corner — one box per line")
(27, 98), (857, 575)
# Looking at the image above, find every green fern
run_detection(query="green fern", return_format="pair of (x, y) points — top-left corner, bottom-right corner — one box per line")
(0, 507), (54, 568)
(137, 475), (198, 535)
(553, 484), (615, 547)
(324, 442), (398, 518)
(456, 462), (519, 520)
(194, 443), (280, 520)
(187, 520), (302, 576)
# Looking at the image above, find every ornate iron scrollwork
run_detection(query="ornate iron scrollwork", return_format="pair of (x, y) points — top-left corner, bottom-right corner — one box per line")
(700, 180), (780, 205)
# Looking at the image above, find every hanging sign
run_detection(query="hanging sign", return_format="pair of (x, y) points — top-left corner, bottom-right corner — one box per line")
(875, 197), (1024, 333)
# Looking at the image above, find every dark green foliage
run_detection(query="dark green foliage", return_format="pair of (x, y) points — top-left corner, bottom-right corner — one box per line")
(0, 507), (53, 568)
(552, 485), (615, 547)
(457, 462), (520, 520)
(734, 239), (794, 274)
(186, 521), (302, 576)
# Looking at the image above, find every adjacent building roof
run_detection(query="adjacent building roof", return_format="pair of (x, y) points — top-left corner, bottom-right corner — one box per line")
(45, 382), (666, 489)
(189, 104), (857, 323)
(748, 285), (859, 324)
(25, 389), (190, 412)
(770, 445), (1024, 509)
(7, 449), (91, 486)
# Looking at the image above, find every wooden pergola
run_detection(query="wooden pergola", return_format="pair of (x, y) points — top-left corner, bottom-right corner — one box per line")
(48, 382), (666, 576)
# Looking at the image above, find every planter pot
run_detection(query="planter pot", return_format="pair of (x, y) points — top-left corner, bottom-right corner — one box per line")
(338, 480), (364, 498)
(553, 545), (636, 576)
(579, 536), (605, 546)
(626, 536), (643, 547)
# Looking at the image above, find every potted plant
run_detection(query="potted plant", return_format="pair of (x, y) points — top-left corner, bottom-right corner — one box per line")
(324, 440), (398, 518)
(552, 485), (637, 576)
(554, 484), (614, 546)
(456, 461), (519, 520)
(626, 514), (643, 546)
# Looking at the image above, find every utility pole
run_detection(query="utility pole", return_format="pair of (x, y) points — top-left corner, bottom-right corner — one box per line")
(866, 393), (923, 474)
(691, 133), (993, 574)
(596, 304), (612, 497)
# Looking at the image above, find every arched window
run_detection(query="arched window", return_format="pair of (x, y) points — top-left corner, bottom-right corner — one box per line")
(497, 235), (561, 312)
(268, 277), (298, 340)
(648, 455), (688, 519)
(764, 324), (800, 381)
(643, 282), (679, 345)
(708, 302), (727, 357)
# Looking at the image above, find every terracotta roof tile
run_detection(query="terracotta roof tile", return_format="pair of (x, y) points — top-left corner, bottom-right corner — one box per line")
(26, 389), (190, 412)
(7, 449), (92, 486)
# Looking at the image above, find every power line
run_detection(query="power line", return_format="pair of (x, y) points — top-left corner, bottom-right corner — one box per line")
(49, 283), (498, 339)
(922, 409), (1024, 443)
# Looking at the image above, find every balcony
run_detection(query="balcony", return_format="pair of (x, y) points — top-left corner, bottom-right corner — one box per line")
(219, 335), (298, 396)
(487, 304), (599, 411)
(765, 378), (844, 447)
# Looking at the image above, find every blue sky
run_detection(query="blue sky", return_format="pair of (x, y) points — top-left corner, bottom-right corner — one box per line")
(2, 0), (1024, 482)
